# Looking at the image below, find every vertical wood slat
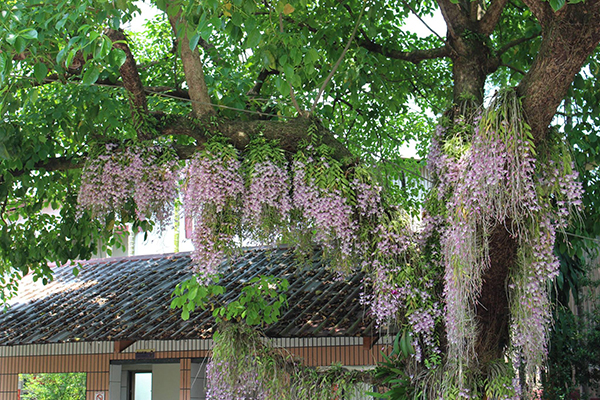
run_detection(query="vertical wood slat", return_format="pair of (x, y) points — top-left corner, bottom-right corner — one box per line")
(180, 358), (191, 400)
(1, 339), (380, 400)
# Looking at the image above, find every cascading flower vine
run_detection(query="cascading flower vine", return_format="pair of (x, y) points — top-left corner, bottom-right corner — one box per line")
(243, 137), (292, 244)
(182, 140), (244, 282)
(291, 151), (357, 272)
(132, 147), (179, 225)
(430, 89), (583, 394)
(77, 143), (178, 225)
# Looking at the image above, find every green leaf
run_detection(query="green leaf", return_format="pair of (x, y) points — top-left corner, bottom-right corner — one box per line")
(0, 143), (11, 161)
(306, 48), (319, 64)
(82, 65), (101, 85)
(20, 29), (38, 40)
(55, 14), (69, 30)
(232, 12), (243, 27)
(188, 32), (201, 51)
(109, 48), (127, 69)
(245, 29), (261, 49)
(14, 37), (27, 54)
(548, 0), (566, 10)
(6, 33), (17, 46)
(33, 62), (48, 83)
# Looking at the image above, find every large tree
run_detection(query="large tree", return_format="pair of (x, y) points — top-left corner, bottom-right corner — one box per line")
(1, 0), (599, 397)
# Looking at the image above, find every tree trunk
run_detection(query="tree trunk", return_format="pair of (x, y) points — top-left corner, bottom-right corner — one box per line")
(518, 5), (600, 142)
(447, 32), (514, 365)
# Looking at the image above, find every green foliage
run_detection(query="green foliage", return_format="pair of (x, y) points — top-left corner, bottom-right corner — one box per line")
(170, 275), (225, 321)
(543, 249), (600, 399)
(0, 0), (599, 397)
(210, 322), (370, 400)
(369, 330), (416, 399)
(216, 275), (289, 325)
(20, 373), (86, 400)
(171, 274), (289, 326)
(543, 304), (600, 399)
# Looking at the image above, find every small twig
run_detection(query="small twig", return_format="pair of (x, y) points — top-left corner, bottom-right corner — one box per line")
(0, 192), (8, 226)
(310, 2), (366, 114)
(400, 0), (444, 41)
(279, 13), (303, 116)
(500, 63), (526, 76)
(496, 32), (541, 56)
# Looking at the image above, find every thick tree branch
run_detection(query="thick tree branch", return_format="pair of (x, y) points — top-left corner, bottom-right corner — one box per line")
(10, 157), (84, 178)
(105, 29), (149, 139)
(27, 74), (193, 103)
(496, 32), (541, 56)
(9, 115), (357, 178)
(437, 0), (469, 38)
(246, 69), (279, 97)
(477, 0), (508, 35)
(518, 2), (600, 141)
(145, 86), (191, 99)
(167, 5), (215, 118)
(358, 39), (451, 63)
(155, 114), (357, 165)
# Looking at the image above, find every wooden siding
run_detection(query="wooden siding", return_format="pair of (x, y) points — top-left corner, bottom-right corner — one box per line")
(0, 339), (384, 400)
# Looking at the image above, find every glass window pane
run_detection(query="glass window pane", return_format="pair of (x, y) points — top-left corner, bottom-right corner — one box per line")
(134, 372), (152, 400)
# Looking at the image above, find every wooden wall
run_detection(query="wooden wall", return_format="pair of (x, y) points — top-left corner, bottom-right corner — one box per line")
(0, 338), (384, 400)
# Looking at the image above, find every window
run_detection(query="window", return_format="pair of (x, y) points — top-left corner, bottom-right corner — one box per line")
(131, 372), (152, 400)
(19, 373), (86, 400)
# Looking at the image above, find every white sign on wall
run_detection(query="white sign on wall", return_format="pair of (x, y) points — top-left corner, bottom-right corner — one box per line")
(95, 392), (105, 400)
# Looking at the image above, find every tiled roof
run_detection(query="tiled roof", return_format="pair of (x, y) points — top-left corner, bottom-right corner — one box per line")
(0, 247), (374, 346)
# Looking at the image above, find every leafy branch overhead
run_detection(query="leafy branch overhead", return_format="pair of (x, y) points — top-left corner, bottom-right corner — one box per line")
(2, 0), (600, 398)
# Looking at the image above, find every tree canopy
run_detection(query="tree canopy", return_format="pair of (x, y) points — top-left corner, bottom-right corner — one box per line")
(1, 0), (600, 397)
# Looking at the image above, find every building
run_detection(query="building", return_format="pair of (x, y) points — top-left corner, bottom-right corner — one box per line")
(0, 247), (385, 400)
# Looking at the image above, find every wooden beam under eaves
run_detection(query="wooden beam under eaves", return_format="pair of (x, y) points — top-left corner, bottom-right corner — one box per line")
(362, 335), (379, 350)
(114, 340), (136, 353)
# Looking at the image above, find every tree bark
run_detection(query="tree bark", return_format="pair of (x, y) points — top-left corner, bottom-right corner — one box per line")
(167, 4), (215, 118)
(518, 3), (600, 142)
(10, 115), (357, 177)
(105, 29), (150, 139)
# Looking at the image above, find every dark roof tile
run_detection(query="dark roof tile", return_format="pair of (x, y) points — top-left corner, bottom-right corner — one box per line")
(0, 247), (374, 346)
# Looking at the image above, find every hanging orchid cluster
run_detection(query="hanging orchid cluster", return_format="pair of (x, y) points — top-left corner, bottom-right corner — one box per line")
(77, 133), (443, 368)
(359, 208), (442, 363)
(78, 143), (178, 225)
(429, 89), (583, 393)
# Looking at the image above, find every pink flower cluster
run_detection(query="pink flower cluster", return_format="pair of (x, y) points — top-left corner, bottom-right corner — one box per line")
(183, 150), (244, 282)
(244, 160), (292, 243)
(206, 358), (267, 400)
(353, 178), (382, 218)
(292, 159), (356, 269)
(407, 307), (441, 362)
(361, 260), (405, 325)
(430, 109), (583, 384)
(78, 144), (178, 225)
(132, 149), (178, 225)
(78, 144), (133, 218)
